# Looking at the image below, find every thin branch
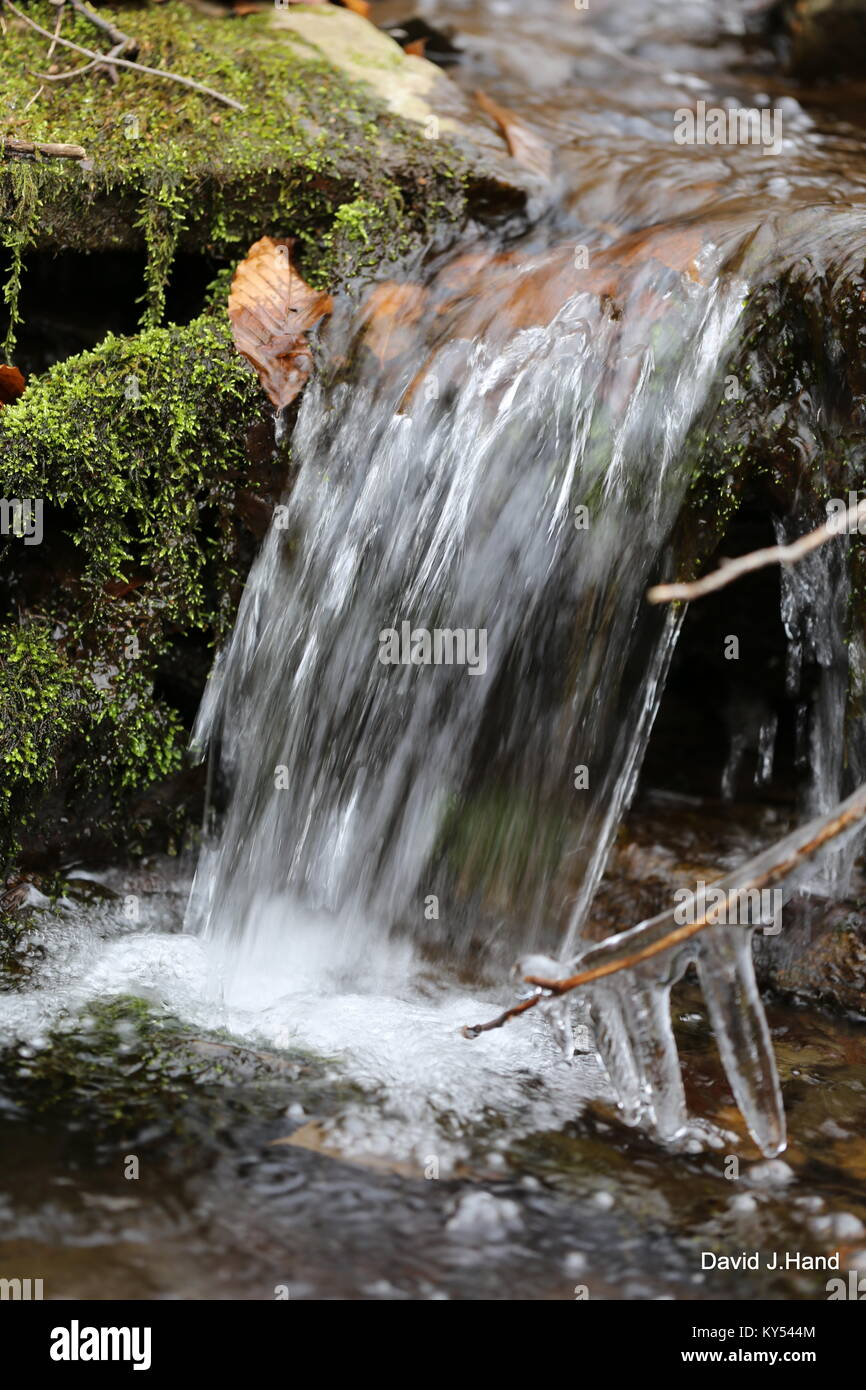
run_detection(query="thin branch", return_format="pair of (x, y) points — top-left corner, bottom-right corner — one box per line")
(67, 0), (137, 83)
(647, 497), (866, 605)
(67, 0), (136, 53)
(46, 0), (63, 62)
(30, 58), (102, 81)
(462, 991), (544, 1037)
(3, 0), (245, 111)
(462, 777), (866, 1037)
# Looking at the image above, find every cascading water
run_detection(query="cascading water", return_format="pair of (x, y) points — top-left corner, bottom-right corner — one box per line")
(189, 238), (749, 943)
(185, 222), (796, 1147)
(8, 0), (866, 1303)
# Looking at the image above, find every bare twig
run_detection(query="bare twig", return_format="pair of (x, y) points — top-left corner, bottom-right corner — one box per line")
(647, 498), (866, 605)
(38, 0), (134, 84)
(68, 0), (136, 83)
(462, 777), (866, 1037)
(22, 85), (44, 112)
(2, 136), (87, 159)
(68, 0), (136, 53)
(30, 57), (101, 81)
(3, 0), (245, 111)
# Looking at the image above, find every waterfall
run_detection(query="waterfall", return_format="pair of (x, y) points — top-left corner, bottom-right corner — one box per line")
(188, 240), (747, 968)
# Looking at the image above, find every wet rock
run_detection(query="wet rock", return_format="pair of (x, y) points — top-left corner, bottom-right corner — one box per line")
(774, 0), (866, 78)
(754, 897), (866, 1016)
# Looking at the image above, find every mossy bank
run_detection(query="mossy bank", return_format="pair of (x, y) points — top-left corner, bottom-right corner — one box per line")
(0, 0), (523, 333)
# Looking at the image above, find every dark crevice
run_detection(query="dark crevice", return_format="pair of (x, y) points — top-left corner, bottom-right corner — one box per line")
(640, 508), (818, 806)
(1, 250), (223, 375)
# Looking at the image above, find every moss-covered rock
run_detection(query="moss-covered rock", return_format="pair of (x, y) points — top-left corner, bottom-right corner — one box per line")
(0, 1), (523, 338)
(0, 311), (280, 865)
(672, 211), (866, 582)
(0, 3), (531, 871)
(0, 994), (323, 1157)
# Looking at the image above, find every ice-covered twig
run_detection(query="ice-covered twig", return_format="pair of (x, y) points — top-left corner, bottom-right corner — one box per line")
(462, 776), (866, 1038)
(646, 497), (866, 605)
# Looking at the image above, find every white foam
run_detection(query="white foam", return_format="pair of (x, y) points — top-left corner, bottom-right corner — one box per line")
(0, 894), (611, 1173)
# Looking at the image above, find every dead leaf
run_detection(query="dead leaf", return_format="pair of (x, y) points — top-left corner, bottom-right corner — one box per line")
(405, 37), (427, 57)
(0, 364), (26, 407)
(103, 573), (147, 599)
(359, 281), (429, 366)
(271, 1118), (509, 1182)
(228, 236), (333, 411)
(475, 89), (553, 179)
(271, 1119), (424, 1177)
(339, 0), (371, 15)
(613, 222), (705, 284)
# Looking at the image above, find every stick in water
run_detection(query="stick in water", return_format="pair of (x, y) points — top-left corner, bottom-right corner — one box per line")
(462, 777), (866, 1036)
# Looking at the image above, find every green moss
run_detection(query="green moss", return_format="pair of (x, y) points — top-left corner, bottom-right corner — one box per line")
(1, 161), (40, 357)
(1, 313), (262, 620)
(0, 623), (82, 825)
(0, 313), (271, 861)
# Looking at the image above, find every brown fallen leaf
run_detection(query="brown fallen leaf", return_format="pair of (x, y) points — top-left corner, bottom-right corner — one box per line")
(271, 1119), (424, 1178)
(0, 364), (26, 407)
(359, 281), (429, 366)
(475, 88), (553, 179)
(228, 236), (333, 411)
(613, 222), (705, 284)
(339, 0), (371, 15)
(103, 573), (148, 599)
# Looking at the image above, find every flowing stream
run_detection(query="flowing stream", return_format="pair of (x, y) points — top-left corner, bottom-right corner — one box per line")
(3, 0), (866, 1300)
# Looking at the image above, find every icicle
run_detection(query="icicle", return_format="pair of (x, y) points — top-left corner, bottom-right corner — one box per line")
(589, 981), (644, 1128)
(694, 925), (786, 1156)
(589, 966), (687, 1140)
(619, 975), (688, 1140)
